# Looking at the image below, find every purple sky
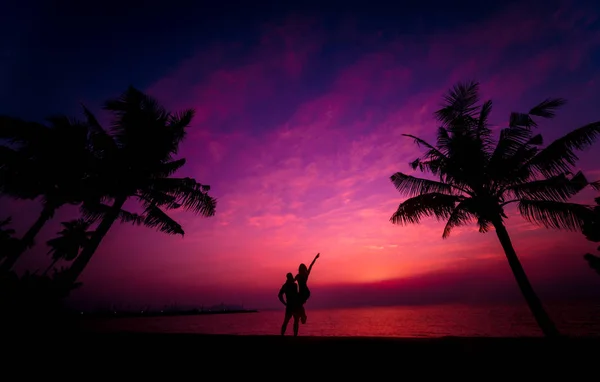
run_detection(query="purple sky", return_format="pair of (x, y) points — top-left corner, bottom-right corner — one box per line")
(2, 0), (600, 310)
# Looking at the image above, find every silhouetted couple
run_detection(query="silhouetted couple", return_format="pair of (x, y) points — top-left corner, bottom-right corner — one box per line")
(278, 253), (320, 336)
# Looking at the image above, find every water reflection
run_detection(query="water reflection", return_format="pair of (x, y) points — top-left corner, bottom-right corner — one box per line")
(81, 303), (600, 337)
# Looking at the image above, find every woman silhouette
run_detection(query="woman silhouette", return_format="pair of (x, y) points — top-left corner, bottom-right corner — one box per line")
(295, 253), (320, 324)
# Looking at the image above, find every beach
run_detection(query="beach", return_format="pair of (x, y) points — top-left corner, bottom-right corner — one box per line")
(7, 331), (599, 377)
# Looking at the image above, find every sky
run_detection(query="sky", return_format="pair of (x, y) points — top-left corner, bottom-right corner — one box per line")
(1, 0), (600, 310)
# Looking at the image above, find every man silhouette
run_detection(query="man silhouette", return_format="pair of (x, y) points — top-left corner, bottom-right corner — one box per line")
(278, 272), (301, 336)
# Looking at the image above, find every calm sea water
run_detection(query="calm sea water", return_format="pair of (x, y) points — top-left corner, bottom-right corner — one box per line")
(82, 302), (600, 337)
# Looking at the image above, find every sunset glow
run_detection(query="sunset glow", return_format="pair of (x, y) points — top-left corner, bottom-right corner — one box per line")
(2, 1), (600, 310)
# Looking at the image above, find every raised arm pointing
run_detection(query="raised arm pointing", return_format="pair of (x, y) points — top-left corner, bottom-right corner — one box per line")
(307, 253), (320, 275)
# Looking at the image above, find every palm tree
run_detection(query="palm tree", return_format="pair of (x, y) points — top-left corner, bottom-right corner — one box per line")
(389, 81), (600, 337)
(0, 115), (96, 272)
(44, 219), (94, 275)
(582, 194), (600, 275)
(61, 87), (217, 286)
(0, 217), (19, 259)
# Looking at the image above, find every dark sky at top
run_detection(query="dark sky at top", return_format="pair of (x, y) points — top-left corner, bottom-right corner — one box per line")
(1, 0), (527, 119)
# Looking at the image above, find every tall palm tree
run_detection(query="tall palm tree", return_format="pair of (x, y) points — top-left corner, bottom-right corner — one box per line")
(389, 81), (600, 337)
(44, 219), (94, 275)
(61, 87), (217, 286)
(0, 217), (19, 259)
(0, 115), (95, 271)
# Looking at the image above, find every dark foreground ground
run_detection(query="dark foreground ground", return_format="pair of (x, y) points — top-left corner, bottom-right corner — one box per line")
(5, 330), (600, 377)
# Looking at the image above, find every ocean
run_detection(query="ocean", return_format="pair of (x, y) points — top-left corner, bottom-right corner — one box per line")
(81, 302), (600, 337)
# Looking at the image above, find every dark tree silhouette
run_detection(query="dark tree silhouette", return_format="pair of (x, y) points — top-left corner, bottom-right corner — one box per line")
(0, 217), (19, 259)
(582, 193), (600, 275)
(61, 87), (217, 286)
(44, 219), (94, 275)
(389, 81), (599, 337)
(0, 115), (95, 271)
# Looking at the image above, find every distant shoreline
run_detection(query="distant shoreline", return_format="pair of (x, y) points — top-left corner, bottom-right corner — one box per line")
(78, 309), (259, 319)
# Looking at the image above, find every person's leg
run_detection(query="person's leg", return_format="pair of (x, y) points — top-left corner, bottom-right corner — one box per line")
(300, 292), (310, 324)
(293, 315), (299, 336)
(281, 310), (292, 335)
(299, 304), (307, 324)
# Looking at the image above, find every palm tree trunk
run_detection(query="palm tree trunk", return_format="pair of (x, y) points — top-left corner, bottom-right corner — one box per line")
(0, 205), (55, 272)
(63, 197), (127, 286)
(43, 258), (59, 276)
(491, 218), (561, 337)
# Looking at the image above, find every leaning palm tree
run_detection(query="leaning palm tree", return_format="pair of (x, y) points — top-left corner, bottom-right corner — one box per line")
(0, 217), (19, 259)
(44, 219), (94, 275)
(389, 81), (600, 337)
(0, 115), (95, 272)
(0, 217), (16, 241)
(61, 87), (217, 286)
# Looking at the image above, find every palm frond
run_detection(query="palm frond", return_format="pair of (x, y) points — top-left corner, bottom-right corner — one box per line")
(409, 158), (444, 176)
(390, 172), (454, 198)
(142, 204), (184, 235)
(45, 218), (94, 263)
(45, 115), (80, 129)
(403, 134), (448, 161)
(507, 134), (544, 162)
(509, 112), (537, 129)
(168, 109), (195, 130)
(154, 158), (187, 178)
(435, 81), (480, 126)
(476, 100), (495, 150)
(404, 134), (449, 178)
(476, 216), (492, 234)
(390, 193), (462, 225)
(103, 86), (170, 143)
(0, 116), (49, 146)
(507, 98), (565, 129)
(492, 134), (545, 187)
(103, 86), (161, 115)
(137, 189), (182, 209)
(504, 172), (589, 202)
(525, 121), (600, 177)
(79, 203), (105, 223)
(517, 199), (594, 231)
(117, 209), (144, 225)
(80, 202), (144, 225)
(81, 104), (118, 153)
(590, 180), (600, 191)
(528, 98), (567, 118)
(179, 186), (217, 216)
(477, 100), (493, 133)
(442, 200), (476, 238)
(167, 109), (195, 147)
(0, 216), (14, 230)
(150, 177), (216, 216)
(489, 127), (535, 163)
(435, 127), (451, 154)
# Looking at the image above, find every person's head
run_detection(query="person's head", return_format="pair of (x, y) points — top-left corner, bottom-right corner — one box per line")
(298, 263), (308, 275)
(286, 272), (294, 282)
